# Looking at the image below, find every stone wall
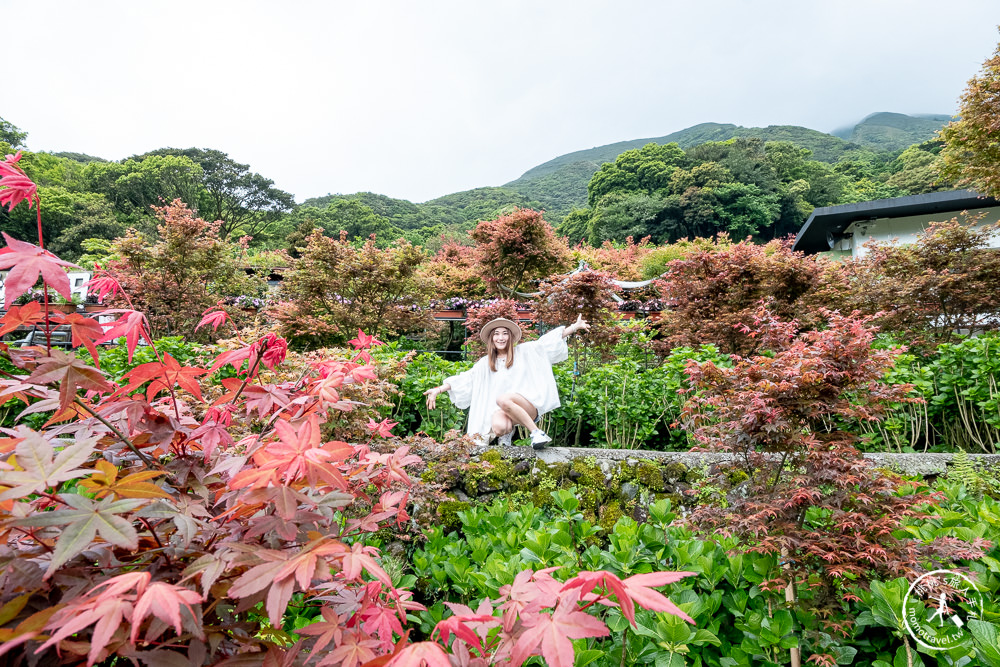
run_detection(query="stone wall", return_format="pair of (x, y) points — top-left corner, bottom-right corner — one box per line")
(418, 443), (1000, 532)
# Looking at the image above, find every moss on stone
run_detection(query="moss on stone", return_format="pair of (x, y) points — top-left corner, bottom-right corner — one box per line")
(462, 455), (517, 496)
(420, 462), (438, 484)
(661, 461), (689, 482)
(633, 460), (666, 490)
(726, 469), (749, 485)
(480, 448), (503, 465)
(437, 500), (471, 529)
(570, 457), (607, 488)
(597, 499), (625, 534)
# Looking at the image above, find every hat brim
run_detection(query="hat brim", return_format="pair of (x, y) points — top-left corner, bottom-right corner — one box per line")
(480, 318), (522, 345)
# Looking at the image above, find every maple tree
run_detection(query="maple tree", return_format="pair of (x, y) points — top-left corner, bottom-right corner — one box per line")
(0, 164), (699, 665)
(97, 199), (265, 340)
(681, 307), (988, 656)
(274, 229), (438, 348)
(469, 207), (572, 295)
(417, 239), (488, 300)
(815, 213), (1000, 348)
(939, 33), (1000, 198)
(653, 235), (826, 355)
(532, 269), (627, 358)
(572, 236), (655, 281)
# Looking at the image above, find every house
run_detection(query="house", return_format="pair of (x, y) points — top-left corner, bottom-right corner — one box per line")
(792, 189), (1000, 258)
(0, 270), (93, 306)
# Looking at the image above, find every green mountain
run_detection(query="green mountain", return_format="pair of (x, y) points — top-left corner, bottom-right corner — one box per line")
(503, 115), (949, 222)
(504, 123), (867, 221)
(830, 112), (951, 151)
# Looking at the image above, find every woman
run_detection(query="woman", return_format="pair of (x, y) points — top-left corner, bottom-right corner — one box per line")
(424, 315), (589, 449)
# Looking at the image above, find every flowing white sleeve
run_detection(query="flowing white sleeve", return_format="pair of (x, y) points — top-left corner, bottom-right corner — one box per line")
(444, 363), (479, 410)
(536, 326), (569, 364)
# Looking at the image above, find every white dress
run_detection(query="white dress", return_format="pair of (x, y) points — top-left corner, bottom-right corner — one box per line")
(445, 326), (568, 443)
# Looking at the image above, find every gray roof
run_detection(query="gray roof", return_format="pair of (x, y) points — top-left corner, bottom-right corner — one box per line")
(793, 189), (999, 254)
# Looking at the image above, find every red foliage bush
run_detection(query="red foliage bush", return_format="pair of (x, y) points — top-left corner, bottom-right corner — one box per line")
(469, 207), (572, 295)
(682, 307), (988, 616)
(418, 240), (488, 300)
(573, 236), (654, 281)
(653, 236), (826, 355)
(533, 270), (628, 358)
(814, 213), (1000, 348)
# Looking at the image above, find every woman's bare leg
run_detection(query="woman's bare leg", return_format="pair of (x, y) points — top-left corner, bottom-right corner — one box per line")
(491, 410), (514, 436)
(496, 393), (539, 433)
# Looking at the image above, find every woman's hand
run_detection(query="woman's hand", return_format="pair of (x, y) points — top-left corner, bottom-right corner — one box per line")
(423, 384), (448, 410)
(564, 314), (590, 338)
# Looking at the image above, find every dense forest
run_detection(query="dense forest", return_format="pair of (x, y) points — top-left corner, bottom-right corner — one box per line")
(0, 112), (953, 261)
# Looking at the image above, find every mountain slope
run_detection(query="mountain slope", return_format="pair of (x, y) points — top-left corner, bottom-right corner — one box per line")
(831, 112), (951, 151)
(503, 115), (949, 222)
(504, 123), (865, 221)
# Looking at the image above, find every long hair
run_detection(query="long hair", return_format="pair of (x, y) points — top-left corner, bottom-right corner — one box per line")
(485, 329), (516, 372)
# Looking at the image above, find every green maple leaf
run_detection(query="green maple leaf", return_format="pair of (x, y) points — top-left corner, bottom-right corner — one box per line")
(16, 495), (147, 577)
(0, 432), (96, 501)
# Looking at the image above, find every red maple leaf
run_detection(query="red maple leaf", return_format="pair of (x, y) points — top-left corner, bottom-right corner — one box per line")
(195, 307), (230, 332)
(0, 301), (48, 336)
(230, 415), (352, 490)
(619, 572), (697, 624)
(114, 353), (207, 403)
(208, 344), (255, 374)
(386, 642), (450, 667)
(83, 265), (122, 302)
(347, 329), (383, 350)
(188, 420), (235, 462)
(511, 588), (609, 667)
(0, 153), (39, 212)
(296, 607), (343, 659)
(366, 418), (397, 439)
(60, 313), (105, 365)
(25, 349), (115, 412)
(0, 233), (77, 309)
(325, 629), (380, 667)
(95, 310), (150, 363)
(130, 582), (203, 643)
(242, 383), (292, 418)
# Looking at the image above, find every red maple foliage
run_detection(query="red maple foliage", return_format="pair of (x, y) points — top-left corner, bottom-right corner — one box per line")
(469, 208), (572, 295)
(533, 270), (627, 358)
(653, 235), (825, 355)
(681, 307), (989, 619)
(573, 236), (655, 281)
(0, 175), (695, 665)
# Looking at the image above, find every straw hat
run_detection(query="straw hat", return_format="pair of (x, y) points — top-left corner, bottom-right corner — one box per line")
(479, 318), (522, 345)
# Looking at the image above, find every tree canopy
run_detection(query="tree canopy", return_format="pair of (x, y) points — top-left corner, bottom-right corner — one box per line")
(939, 34), (1000, 198)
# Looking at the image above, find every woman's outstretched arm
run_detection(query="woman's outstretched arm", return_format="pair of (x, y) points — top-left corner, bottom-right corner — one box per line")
(562, 314), (590, 339)
(423, 382), (451, 410)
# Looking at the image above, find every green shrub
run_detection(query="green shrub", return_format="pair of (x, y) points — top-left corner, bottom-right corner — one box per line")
(410, 486), (1000, 666)
(374, 345), (472, 439)
(863, 333), (1000, 453)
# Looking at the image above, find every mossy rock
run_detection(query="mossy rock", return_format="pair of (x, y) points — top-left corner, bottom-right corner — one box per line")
(597, 499), (625, 534)
(726, 469), (750, 485)
(661, 461), (689, 483)
(462, 456), (516, 495)
(570, 457), (608, 488)
(632, 460), (667, 491)
(437, 500), (471, 529)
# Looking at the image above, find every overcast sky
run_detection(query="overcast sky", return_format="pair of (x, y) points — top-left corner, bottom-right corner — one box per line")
(3, 1), (997, 203)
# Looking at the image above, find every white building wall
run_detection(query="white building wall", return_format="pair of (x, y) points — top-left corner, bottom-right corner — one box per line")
(0, 270), (92, 306)
(849, 206), (1000, 259)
